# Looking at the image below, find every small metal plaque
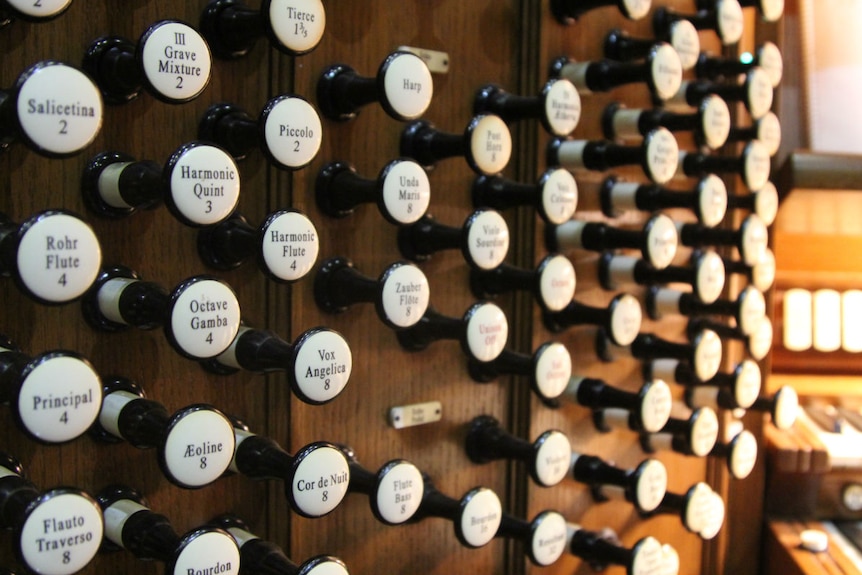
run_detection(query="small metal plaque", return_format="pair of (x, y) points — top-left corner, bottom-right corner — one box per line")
(389, 401), (442, 429)
(397, 46), (450, 74)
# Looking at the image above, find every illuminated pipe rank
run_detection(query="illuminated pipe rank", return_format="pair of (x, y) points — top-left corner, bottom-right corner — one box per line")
(316, 159), (431, 225)
(0, 452), (103, 575)
(91, 376), (236, 489)
(398, 209), (509, 271)
(0, 209), (102, 305)
(667, 68), (774, 122)
(546, 213), (678, 270)
(207, 514), (349, 575)
(467, 341), (573, 405)
(81, 265), (241, 360)
(696, 41), (783, 89)
(471, 168), (578, 225)
(199, 0), (325, 58)
(96, 485), (240, 575)
(640, 407), (720, 459)
(83, 20), (212, 104)
(411, 479), (502, 549)
(647, 284), (766, 336)
(465, 415), (573, 487)
(547, 128), (679, 185)
(543, 293), (643, 347)
(313, 257), (430, 330)
(339, 445), (424, 525)
(602, 94), (731, 150)
(677, 213), (768, 267)
(400, 114), (512, 176)
(703, 0), (784, 22)
(649, 357), (762, 409)
(599, 250), (726, 305)
(722, 246), (776, 293)
(599, 174), (728, 228)
(0, 336), (102, 443)
(473, 79), (581, 137)
(496, 510), (568, 566)
(0, 60), (103, 157)
(470, 253), (576, 312)
(396, 301), (509, 363)
(598, 328), (724, 383)
(645, 482), (725, 540)
(686, 315), (773, 361)
(0, 0), (72, 23)
(198, 96), (322, 170)
(550, 0), (652, 22)
(653, 0), (745, 46)
(81, 141), (241, 227)
(231, 426), (350, 518)
(677, 140), (772, 192)
(197, 210), (319, 282)
(550, 44), (682, 104)
(566, 377), (673, 434)
(201, 324), (352, 406)
(317, 50), (432, 122)
(725, 181), (779, 226)
(564, 525), (673, 575)
(604, 22), (700, 71)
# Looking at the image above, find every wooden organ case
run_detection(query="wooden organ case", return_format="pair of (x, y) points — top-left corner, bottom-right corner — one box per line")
(0, 1), (781, 574)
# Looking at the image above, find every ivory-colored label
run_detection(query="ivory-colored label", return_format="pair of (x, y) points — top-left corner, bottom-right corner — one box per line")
(466, 210), (509, 270)
(530, 512), (568, 566)
(697, 173), (728, 228)
(701, 95), (731, 151)
(16, 63), (103, 155)
(6, 0), (70, 17)
(381, 160), (431, 224)
(639, 380), (672, 433)
(534, 343), (572, 401)
(693, 329), (723, 382)
(756, 112), (782, 158)
(716, 0), (744, 45)
(644, 128), (679, 185)
(544, 79), (581, 136)
(630, 536), (665, 575)
(534, 431), (572, 487)
(670, 19), (700, 71)
(635, 459), (668, 513)
(610, 294), (642, 347)
(468, 115), (512, 176)
(690, 407), (719, 457)
(729, 430), (758, 479)
(649, 44), (683, 102)
(465, 303), (508, 362)
(291, 445), (350, 517)
(738, 287), (766, 336)
(740, 214), (769, 267)
(163, 409), (235, 487)
(139, 21), (212, 101)
(261, 211), (319, 281)
(773, 386), (799, 431)
(382, 52), (433, 120)
(748, 315), (773, 361)
(20, 492), (103, 575)
(541, 168), (578, 225)
(746, 67), (774, 120)
(172, 531), (240, 575)
(169, 144), (240, 225)
(459, 489), (502, 548)
(695, 250), (726, 305)
(263, 96), (323, 169)
(293, 329), (352, 403)
(268, 0), (326, 54)
(16, 213), (101, 303)
(759, 41), (784, 86)
(18, 354), (101, 443)
(751, 247), (776, 293)
(743, 140), (771, 191)
(539, 255), (576, 312)
(170, 279), (241, 358)
(645, 213), (678, 270)
(380, 264), (430, 328)
(375, 461), (424, 524)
